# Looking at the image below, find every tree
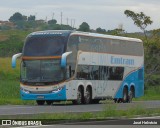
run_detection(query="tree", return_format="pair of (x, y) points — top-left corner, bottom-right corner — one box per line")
(78, 22), (90, 32)
(9, 12), (25, 22)
(145, 29), (160, 86)
(124, 10), (160, 87)
(48, 19), (57, 25)
(96, 27), (106, 34)
(124, 10), (153, 42)
(107, 28), (125, 36)
(9, 12), (29, 29)
(28, 15), (36, 21)
(23, 16), (27, 21)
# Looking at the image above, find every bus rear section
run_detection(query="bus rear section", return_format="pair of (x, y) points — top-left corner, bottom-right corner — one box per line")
(65, 33), (144, 104)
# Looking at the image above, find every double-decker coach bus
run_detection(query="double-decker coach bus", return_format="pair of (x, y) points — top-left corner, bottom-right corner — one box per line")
(12, 30), (144, 105)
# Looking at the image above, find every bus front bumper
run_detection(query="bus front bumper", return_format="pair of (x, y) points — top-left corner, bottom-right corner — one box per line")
(20, 86), (66, 100)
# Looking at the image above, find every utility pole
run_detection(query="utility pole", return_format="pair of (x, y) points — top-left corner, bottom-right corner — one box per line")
(45, 16), (48, 24)
(35, 12), (37, 20)
(61, 12), (63, 26)
(73, 19), (75, 28)
(52, 13), (54, 20)
(66, 17), (69, 25)
(71, 19), (73, 28)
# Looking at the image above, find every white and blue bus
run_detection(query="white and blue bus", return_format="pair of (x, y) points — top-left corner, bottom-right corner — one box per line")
(12, 30), (144, 105)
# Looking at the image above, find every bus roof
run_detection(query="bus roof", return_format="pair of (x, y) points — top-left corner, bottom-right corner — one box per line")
(28, 30), (72, 37)
(71, 31), (142, 43)
(28, 30), (142, 43)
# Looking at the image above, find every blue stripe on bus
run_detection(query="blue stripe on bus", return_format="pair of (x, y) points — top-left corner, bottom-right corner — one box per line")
(114, 67), (144, 98)
(20, 85), (67, 100)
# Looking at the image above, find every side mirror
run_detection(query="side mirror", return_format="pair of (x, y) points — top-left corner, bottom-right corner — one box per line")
(12, 53), (22, 68)
(61, 51), (72, 68)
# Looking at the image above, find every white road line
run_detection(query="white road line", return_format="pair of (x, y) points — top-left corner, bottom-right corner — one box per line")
(0, 107), (33, 109)
(134, 116), (160, 119)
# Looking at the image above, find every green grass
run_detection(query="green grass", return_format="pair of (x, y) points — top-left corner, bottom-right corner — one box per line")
(0, 57), (20, 80)
(0, 58), (34, 105)
(0, 30), (31, 57)
(0, 80), (34, 105)
(0, 30), (31, 40)
(134, 86), (160, 101)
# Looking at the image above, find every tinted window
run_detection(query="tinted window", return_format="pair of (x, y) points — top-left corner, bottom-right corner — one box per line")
(23, 36), (65, 56)
(76, 65), (124, 81)
(108, 67), (124, 80)
(66, 36), (79, 77)
(21, 59), (65, 83)
(67, 35), (143, 56)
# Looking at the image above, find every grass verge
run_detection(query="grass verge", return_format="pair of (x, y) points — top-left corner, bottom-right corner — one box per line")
(0, 105), (160, 120)
(134, 86), (160, 101)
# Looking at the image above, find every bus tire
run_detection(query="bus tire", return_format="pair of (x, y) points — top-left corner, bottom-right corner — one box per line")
(123, 87), (129, 103)
(36, 100), (45, 105)
(128, 87), (135, 103)
(84, 87), (92, 104)
(73, 87), (83, 105)
(92, 99), (100, 104)
(114, 98), (117, 103)
(117, 98), (122, 103)
(46, 100), (53, 105)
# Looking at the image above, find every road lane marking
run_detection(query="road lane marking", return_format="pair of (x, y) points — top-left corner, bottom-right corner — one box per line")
(0, 107), (33, 109)
(134, 116), (160, 119)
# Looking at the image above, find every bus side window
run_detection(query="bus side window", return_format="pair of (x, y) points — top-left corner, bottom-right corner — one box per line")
(108, 67), (124, 80)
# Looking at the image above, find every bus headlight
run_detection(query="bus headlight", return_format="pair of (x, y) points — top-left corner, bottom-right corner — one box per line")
(52, 87), (63, 93)
(21, 88), (30, 94)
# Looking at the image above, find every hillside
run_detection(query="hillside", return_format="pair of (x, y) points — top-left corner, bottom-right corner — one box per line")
(0, 30), (31, 57)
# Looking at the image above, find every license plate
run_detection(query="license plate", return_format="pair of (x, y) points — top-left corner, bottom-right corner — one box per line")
(37, 96), (44, 99)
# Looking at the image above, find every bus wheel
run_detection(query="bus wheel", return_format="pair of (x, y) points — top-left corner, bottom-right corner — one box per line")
(123, 87), (129, 103)
(92, 99), (100, 104)
(84, 87), (92, 104)
(128, 87), (134, 103)
(46, 100), (53, 105)
(36, 100), (45, 105)
(114, 98), (117, 103)
(117, 98), (122, 103)
(73, 87), (83, 105)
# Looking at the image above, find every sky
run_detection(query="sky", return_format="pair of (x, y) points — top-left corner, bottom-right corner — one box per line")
(0, 0), (160, 32)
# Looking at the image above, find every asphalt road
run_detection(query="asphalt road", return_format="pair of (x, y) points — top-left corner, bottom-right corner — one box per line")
(0, 100), (160, 116)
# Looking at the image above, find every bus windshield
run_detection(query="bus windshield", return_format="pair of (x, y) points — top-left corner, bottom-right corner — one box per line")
(21, 59), (65, 83)
(23, 36), (65, 56)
